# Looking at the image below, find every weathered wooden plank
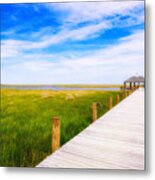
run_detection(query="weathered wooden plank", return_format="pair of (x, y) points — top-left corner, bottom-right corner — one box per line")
(39, 151), (127, 169)
(77, 129), (144, 145)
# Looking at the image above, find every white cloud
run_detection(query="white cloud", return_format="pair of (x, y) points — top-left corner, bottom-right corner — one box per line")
(48, 1), (144, 26)
(1, 40), (23, 59)
(1, 21), (109, 54)
(2, 30), (144, 84)
(1, 1), (144, 84)
(27, 21), (109, 49)
(1, 1), (144, 53)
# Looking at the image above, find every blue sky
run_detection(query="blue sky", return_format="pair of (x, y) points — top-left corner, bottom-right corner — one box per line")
(1, 1), (144, 84)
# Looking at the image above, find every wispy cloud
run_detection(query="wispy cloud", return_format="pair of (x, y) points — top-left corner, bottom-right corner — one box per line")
(48, 1), (144, 26)
(1, 1), (144, 84)
(1, 21), (109, 54)
(2, 30), (144, 84)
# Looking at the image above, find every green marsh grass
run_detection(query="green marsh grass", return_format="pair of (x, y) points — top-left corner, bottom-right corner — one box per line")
(0, 89), (124, 167)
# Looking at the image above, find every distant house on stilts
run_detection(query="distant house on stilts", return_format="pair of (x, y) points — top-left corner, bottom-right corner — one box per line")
(123, 76), (145, 90)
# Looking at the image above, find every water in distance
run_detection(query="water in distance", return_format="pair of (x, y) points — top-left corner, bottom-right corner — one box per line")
(1, 85), (120, 91)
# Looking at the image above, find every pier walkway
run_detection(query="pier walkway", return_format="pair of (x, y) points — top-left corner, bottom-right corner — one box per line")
(37, 89), (144, 170)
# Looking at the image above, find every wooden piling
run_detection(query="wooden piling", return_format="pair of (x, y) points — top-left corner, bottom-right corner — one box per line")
(109, 96), (113, 110)
(124, 91), (127, 98)
(37, 90), (144, 169)
(116, 94), (120, 104)
(120, 92), (124, 100)
(52, 117), (60, 153)
(92, 103), (97, 122)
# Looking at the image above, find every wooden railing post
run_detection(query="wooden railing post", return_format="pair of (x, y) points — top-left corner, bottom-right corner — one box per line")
(52, 117), (60, 153)
(121, 92), (124, 100)
(116, 94), (120, 104)
(109, 96), (113, 110)
(124, 91), (127, 98)
(92, 103), (97, 122)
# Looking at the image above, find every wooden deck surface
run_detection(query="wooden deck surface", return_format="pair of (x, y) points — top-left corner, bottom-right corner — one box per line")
(37, 89), (144, 170)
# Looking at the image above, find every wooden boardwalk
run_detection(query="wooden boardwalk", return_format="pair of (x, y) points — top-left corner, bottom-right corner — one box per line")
(37, 89), (144, 170)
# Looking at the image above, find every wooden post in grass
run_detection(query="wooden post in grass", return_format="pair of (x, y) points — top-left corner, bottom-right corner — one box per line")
(124, 91), (127, 98)
(52, 117), (60, 153)
(116, 94), (120, 104)
(92, 103), (97, 122)
(121, 92), (124, 100)
(109, 96), (113, 110)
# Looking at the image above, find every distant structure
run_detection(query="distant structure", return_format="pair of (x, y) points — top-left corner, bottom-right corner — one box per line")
(123, 76), (145, 90)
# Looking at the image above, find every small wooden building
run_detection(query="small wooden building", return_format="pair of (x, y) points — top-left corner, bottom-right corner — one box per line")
(124, 76), (144, 90)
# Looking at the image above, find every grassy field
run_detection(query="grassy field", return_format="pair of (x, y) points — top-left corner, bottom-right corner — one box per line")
(0, 89), (124, 167)
(53, 84), (121, 88)
(1, 84), (121, 88)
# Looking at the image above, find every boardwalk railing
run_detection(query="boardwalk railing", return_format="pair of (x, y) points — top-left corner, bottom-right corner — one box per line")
(37, 88), (144, 169)
(52, 117), (60, 153)
(50, 89), (135, 154)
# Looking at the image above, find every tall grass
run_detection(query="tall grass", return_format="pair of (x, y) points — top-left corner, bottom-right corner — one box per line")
(0, 89), (124, 167)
